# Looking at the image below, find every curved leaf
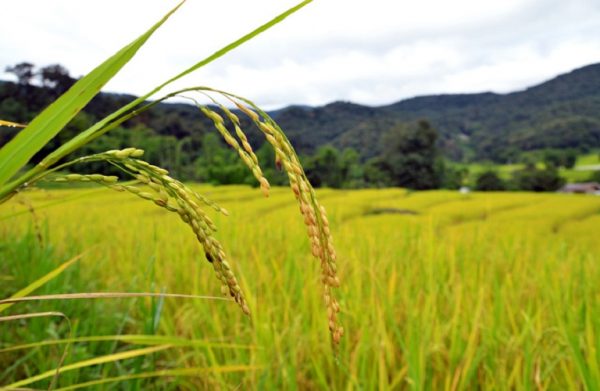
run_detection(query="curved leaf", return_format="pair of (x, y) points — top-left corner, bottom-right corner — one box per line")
(0, 1), (184, 187)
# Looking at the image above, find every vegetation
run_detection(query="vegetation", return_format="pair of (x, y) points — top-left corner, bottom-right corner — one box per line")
(0, 1), (346, 388)
(589, 170), (600, 182)
(1, 187), (599, 388)
(2, 1), (600, 389)
(475, 170), (506, 191)
(511, 164), (565, 192)
(6, 72), (595, 191)
(0, 64), (600, 171)
(364, 120), (441, 189)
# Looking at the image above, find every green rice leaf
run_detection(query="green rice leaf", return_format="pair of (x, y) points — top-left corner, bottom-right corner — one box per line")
(0, 253), (83, 314)
(53, 365), (263, 390)
(0, 0), (313, 201)
(0, 334), (257, 354)
(5, 345), (171, 388)
(0, 1), (184, 187)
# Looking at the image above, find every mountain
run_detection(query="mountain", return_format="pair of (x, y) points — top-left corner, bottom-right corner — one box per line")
(273, 63), (600, 161)
(2, 63), (600, 163)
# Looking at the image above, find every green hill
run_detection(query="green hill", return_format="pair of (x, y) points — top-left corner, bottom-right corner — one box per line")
(274, 63), (600, 162)
(2, 62), (600, 165)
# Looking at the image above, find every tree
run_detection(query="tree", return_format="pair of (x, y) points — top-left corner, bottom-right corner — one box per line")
(376, 120), (441, 190)
(439, 161), (468, 189)
(363, 157), (393, 187)
(589, 170), (600, 183)
(39, 64), (75, 92)
(304, 146), (343, 188)
(5, 62), (35, 85)
(542, 148), (578, 169)
(340, 148), (364, 188)
(562, 149), (577, 169)
(475, 170), (506, 191)
(512, 165), (565, 192)
(543, 149), (562, 168)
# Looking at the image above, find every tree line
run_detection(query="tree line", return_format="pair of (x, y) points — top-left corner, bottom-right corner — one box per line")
(2, 62), (596, 192)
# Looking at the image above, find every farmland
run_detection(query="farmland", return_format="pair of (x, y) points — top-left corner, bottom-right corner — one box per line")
(465, 152), (600, 183)
(1, 186), (599, 389)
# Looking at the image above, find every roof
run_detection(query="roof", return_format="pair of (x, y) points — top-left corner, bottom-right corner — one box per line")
(560, 182), (600, 192)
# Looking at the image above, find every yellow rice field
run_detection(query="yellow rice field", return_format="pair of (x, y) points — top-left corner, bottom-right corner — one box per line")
(1, 186), (599, 389)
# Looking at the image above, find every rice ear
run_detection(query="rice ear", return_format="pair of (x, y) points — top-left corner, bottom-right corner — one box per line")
(186, 89), (344, 345)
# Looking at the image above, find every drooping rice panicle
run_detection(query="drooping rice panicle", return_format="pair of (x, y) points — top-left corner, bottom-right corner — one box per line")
(25, 85), (343, 345)
(44, 148), (250, 315)
(194, 90), (344, 345)
(189, 97), (270, 198)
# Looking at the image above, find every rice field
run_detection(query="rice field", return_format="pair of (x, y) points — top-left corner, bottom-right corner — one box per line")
(1, 186), (599, 389)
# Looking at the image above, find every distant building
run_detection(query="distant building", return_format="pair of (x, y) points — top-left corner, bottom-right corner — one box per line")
(559, 182), (600, 194)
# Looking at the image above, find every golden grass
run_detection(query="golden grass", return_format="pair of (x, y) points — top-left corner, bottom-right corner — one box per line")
(1, 187), (599, 389)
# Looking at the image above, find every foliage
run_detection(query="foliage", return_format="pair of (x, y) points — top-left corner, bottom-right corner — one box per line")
(5, 62), (35, 85)
(303, 146), (364, 188)
(5, 63), (600, 167)
(475, 170), (506, 191)
(255, 64), (600, 162)
(588, 170), (600, 182)
(0, 1), (350, 387)
(541, 148), (578, 168)
(39, 64), (76, 93)
(511, 164), (565, 192)
(436, 160), (468, 189)
(366, 120), (441, 189)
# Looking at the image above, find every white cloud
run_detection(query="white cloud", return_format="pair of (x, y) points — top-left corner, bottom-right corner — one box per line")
(1, 0), (600, 109)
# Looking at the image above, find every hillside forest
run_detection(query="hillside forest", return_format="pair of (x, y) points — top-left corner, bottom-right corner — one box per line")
(2, 62), (600, 191)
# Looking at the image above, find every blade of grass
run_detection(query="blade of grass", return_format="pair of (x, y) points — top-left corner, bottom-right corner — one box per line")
(0, 292), (232, 306)
(0, 1), (185, 188)
(0, 335), (257, 354)
(53, 365), (264, 391)
(67, 0), (314, 149)
(0, 0), (313, 200)
(0, 311), (66, 323)
(0, 311), (71, 390)
(0, 254), (84, 314)
(4, 345), (171, 388)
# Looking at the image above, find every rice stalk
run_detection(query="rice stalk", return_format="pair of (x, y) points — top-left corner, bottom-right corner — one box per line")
(0, 0), (341, 350)
(39, 87), (343, 344)
(0, 335), (257, 354)
(0, 311), (72, 390)
(0, 292), (233, 306)
(173, 88), (344, 344)
(0, 0), (313, 200)
(4, 345), (172, 389)
(52, 365), (264, 391)
(15, 195), (44, 247)
(183, 94), (270, 197)
(0, 119), (26, 128)
(210, 89), (344, 345)
(36, 149), (249, 314)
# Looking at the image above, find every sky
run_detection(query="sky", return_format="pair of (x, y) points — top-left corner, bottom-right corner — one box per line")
(2, 0), (600, 109)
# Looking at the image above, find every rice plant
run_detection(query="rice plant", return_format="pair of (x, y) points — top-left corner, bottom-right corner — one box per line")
(0, 0), (343, 387)
(3, 187), (599, 388)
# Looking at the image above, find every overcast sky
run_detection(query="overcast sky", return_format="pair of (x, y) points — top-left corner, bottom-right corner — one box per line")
(2, 0), (600, 109)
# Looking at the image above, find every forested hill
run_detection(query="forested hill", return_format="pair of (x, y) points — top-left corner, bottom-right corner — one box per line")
(1, 62), (600, 164)
(273, 63), (600, 162)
